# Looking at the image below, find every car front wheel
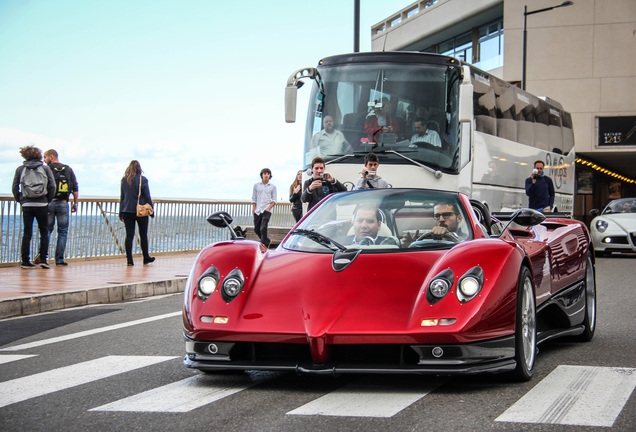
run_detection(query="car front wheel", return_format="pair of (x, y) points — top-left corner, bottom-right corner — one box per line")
(512, 267), (536, 381)
(575, 252), (596, 342)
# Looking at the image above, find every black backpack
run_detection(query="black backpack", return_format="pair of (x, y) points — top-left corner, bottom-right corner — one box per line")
(52, 165), (71, 199)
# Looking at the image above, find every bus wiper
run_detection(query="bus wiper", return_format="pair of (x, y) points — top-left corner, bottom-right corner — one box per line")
(289, 229), (348, 252)
(383, 150), (443, 179)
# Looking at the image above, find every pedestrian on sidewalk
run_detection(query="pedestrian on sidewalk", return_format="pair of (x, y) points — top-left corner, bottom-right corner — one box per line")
(43, 149), (79, 266)
(119, 160), (155, 266)
(12, 146), (56, 269)
(289, 170), (303, 223)
(252, 168), (277, 247)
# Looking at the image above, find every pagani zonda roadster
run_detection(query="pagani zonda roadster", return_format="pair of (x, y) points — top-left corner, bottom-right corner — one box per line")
(183, 188), (596, 381)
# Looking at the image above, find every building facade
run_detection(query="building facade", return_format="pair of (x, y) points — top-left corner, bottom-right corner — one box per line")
(371, 0), (636, 222)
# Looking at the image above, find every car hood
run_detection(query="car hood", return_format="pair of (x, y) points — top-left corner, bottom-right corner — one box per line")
(186, 239), (520, 344)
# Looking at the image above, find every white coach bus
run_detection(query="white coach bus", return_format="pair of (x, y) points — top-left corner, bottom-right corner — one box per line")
(285, 52), (574, 213)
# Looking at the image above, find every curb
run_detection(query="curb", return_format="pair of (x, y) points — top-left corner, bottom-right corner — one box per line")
(0, 277), (186, 320)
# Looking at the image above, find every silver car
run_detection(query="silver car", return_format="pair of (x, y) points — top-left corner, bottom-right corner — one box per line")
(590, 198), (636, 257)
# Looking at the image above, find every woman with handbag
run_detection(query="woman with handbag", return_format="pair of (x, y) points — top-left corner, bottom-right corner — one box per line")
(119, 160), (155, 266)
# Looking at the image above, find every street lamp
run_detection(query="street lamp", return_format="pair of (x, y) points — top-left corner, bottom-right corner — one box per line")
(522, 1), (573, 90)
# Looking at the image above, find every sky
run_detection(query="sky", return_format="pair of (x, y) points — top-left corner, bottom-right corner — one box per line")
(0, 0), (416, 201)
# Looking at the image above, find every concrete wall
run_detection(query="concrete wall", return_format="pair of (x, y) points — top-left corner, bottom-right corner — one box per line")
(503, 0), (636, 155)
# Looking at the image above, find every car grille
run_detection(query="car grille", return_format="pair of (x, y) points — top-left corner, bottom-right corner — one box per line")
(227, 342), (420, 366)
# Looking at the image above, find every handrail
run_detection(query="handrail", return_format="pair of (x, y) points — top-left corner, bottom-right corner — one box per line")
(0, 195), (295, 265)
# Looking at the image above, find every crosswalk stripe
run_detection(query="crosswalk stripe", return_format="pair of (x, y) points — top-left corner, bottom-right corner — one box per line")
(496, 365), (636, 427)
(0, 312), (181, 352)
(0, 355), (176, 409)
(90, 374), (256, 412)
(0, 354), (37, 365)
(287, 380), (441, 418)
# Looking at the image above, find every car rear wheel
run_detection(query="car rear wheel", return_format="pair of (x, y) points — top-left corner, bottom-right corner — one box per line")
(575, 252), (596, 342)
(512, 267), (536, 381)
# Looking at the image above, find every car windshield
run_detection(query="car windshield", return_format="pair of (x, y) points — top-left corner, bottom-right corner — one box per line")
(283, 189), (473, 253)
(604, 198), (636, 214)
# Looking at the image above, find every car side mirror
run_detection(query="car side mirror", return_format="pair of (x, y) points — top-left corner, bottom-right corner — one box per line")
(589, 209), (600, 217)
(207, 211), (239, 240)
(511, 208), (546, 227)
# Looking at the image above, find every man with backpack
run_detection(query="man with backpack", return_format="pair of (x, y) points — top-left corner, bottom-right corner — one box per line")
(44, 149), (79, 266)
(11, 146), (56, 269)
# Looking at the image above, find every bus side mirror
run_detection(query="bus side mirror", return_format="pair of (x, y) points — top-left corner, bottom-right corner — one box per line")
(459, 65), (473, 122)
(285, 85), (297, 123)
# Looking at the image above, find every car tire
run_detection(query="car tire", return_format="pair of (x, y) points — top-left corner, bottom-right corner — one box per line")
(575, 252), (596, 342)
(512, 267), (536, 382)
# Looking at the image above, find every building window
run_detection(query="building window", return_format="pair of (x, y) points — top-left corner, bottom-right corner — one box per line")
(426, 18), (503, 71)
(439, 31), (473, 63)
(474, 20), (503, 70)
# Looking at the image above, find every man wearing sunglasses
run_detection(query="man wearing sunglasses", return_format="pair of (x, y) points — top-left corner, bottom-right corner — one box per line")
(402, 202), (465, 246)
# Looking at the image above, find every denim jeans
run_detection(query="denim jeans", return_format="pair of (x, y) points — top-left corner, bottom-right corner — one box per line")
(48, 199), (70, 264)
(21, 205), (49, 264)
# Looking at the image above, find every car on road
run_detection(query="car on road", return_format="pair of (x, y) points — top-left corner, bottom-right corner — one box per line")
(183, 188), (596, 381)
(589, 198), (636, 257)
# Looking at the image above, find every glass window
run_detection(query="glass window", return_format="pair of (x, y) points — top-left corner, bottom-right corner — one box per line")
(304, 62), (461, 173)
(283, 188), (472, 253)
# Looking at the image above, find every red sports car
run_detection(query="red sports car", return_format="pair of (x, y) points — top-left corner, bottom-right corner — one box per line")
(183, 188), (596, 381)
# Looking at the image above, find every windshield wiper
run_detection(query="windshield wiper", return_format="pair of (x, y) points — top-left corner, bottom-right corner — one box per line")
(289, 229), (347, 252)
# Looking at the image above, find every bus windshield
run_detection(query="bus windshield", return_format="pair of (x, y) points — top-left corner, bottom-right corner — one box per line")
(304, 62), (461, 173)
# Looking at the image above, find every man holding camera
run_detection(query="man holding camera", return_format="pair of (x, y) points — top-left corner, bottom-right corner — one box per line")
(302, 157), (347, 211)
(525, 160), (554, 212)
(355, 152), (388, 189)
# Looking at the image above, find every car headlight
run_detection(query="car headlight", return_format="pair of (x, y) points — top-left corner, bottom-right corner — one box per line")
(197, 266), (220, 301)
(426, 269), (454, 304)
(457, 266), (484, 303)
(596, 219), (609, 232)
(595, 219), (608, 233)
(221, 269), (245, 303)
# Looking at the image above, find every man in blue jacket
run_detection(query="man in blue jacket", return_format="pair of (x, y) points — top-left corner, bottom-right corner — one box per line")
(525, 160), (555, 212)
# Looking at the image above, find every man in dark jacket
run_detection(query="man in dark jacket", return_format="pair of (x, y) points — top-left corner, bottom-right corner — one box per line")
(525, 160), (555, 212)
(12, 146), (56, 269)
(301, 157), (347, 211)
(44, 149), (79, 266)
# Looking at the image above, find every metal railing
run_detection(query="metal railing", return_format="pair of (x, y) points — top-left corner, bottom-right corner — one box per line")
(0, 195), (295, 265)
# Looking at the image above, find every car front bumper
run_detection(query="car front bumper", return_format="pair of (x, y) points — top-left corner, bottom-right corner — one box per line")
(183, 334), (517, 375)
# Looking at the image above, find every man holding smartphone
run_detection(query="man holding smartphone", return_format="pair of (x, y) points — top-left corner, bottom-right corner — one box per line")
(525, 160), (554, 212)
(301, 157), (347, 211)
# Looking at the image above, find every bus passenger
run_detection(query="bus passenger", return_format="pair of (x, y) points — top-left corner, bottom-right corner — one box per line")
(410, 118), (442, 148)
(364, 97), (400, 143)
(355, 152), (389, 189)
(306, 115), (350, 159)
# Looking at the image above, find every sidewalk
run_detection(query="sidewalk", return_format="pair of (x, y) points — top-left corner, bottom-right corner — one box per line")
(0, 252), (199, 320)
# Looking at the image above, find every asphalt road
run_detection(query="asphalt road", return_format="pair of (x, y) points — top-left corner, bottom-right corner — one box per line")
(0, 256), (634, 431)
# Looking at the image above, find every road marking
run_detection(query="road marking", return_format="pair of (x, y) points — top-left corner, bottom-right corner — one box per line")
(496, 365), (636, 427)
(91, 374), (257, 412)
(0, 311), (181, 352)
(287, 380), (441, 418)
(0, 354), (37, 365)
(0, 355), (176, 408)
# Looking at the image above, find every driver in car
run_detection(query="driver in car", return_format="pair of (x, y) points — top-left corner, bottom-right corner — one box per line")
(348, 205), (386, 245)
(403, 202), (465, 246)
